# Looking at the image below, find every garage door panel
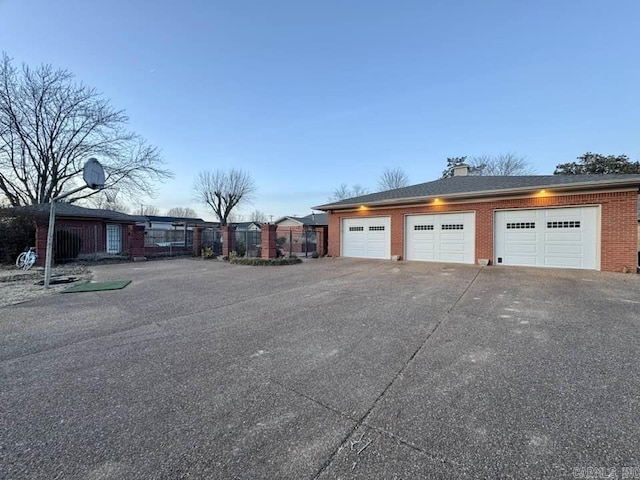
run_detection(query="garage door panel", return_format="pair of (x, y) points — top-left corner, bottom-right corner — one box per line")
(495, 207), (598, 270)
(506, 232), (536, 242)
(406, 212), (475, 264)
(514, 256), (538, 266)
(441, 243), (465, 253)
(544, 232), (582, 242)
(506, 243), (537, 254)
(545, 257), (582, 268)
(545, 244), (583, 255)
(342, 217), (390, 259)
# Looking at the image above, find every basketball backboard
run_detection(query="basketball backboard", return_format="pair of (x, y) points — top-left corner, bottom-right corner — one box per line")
(83, 158), (105, 190)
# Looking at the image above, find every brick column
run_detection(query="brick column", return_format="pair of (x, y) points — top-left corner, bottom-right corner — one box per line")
(192, 226), (202, 256)
(315, 225), (328, 256)
(221, 225), (236, 257)
(35, 220), (49, 266)
(129, 224), (146, 261)
(261, 223), (278, 259)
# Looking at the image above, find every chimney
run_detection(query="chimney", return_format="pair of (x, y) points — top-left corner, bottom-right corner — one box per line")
(453, 163), (470, 176)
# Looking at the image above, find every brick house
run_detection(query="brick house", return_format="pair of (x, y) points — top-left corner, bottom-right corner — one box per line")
(275, 213), (328, 256)
(17, 203), (146, 265)
(314, 166), (640, 272)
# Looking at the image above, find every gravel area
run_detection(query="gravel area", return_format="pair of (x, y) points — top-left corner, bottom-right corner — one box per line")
(0, 265), (93, 307)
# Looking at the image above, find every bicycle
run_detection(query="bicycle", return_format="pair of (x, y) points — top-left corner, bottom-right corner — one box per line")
(15, 247), (37, 270)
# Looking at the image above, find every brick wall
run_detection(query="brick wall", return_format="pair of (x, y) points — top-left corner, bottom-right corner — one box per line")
(129, 225), (146, 260)
(327, 191), (638, 272)
(261, 224), (278, 259)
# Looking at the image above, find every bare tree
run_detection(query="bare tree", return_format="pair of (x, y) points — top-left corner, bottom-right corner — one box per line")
(249, 209), (267, 222)
(468, 153), (535, 176)
(378, 167), (409, 191)
(0, 54), (172, 207)
(227, 212), (243, 224)
(85, 190), (131, 214)
(194, 169), (256, 226)
(166, 207), (198, 218)
(140, 205), (160, 216)
(330, 183), (369, 201)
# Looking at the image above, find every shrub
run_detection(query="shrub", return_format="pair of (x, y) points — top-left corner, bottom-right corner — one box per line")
(0, 211), (36, 264)
(228, 257), (302, 266)
(234, 239), (246, 257)
(54, 230), (82, 263)
(201, 247), (215, 259)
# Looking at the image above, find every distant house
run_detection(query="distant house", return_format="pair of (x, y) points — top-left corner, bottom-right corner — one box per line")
(274, 213), (329, 255)
(231, 221), (263, 231)
(274, 213), (328, 231)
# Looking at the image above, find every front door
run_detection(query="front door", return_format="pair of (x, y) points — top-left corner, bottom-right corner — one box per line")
(106, 224), (122, 254)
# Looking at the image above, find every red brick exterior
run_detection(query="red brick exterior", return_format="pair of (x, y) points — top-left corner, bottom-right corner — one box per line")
(221, 225), (236, 256)
(316, 225), (328, 256)
(261, 224), (278, 259)
(129, 225), (146, 260)
(35, 220), (48, 266)
(327, 190), (638, 272)
(193, 226), (202, 256)
(35, 218), (140, 265)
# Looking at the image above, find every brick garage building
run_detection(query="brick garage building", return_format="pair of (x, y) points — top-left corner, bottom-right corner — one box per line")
(314, 167), (640, 272)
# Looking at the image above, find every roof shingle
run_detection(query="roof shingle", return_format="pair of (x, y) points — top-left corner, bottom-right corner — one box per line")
(314, 174), (640, 211)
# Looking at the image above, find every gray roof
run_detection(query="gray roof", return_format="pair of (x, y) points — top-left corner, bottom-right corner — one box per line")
(144, 215), (205, 224)
(314, 175), (640, 211)
(275, 213), (328, 226)
(13, 203), (145, 223)
(232, 221), (263, 230)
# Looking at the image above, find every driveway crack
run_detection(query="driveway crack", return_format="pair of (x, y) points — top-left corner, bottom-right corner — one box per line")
(311, 266), (485, 479)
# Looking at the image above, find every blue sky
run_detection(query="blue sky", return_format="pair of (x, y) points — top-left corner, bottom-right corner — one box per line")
(2, 0), (639, 220)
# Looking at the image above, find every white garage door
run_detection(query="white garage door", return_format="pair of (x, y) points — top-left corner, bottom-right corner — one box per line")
(405, 212), (475, 264)
(494, 207), (599, 270)
(342, 217), (391, 259)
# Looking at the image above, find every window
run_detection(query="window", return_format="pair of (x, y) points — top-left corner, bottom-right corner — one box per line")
(506, 222), (535, 229)
(547, 221), (580, 229)
(441, 224), (464, 230)
(414, 225), (434, 231)
(369, 226), (385, 231)
(349, 226), (364, 232)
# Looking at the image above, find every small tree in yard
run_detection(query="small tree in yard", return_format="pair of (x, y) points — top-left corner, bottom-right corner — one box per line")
(194, 169), (256, 226)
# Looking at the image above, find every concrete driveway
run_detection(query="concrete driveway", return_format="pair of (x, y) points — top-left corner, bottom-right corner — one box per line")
(2, 258), (639, 479)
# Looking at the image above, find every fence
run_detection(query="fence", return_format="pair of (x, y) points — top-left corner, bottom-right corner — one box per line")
(277, 228), (317, 257)
(201, 227), (223, 255)
(234, 229), (262, 258)
(54, 224), (131, 263)
(144, 228), (193, 258)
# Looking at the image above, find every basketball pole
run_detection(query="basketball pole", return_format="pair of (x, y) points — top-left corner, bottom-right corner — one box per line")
(44, 185), (93, 289)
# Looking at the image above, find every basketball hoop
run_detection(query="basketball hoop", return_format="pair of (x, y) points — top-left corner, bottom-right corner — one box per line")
(44, 158), (106, 289)
(104, 187), (119, 204)
(83, 158), (106, 190)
